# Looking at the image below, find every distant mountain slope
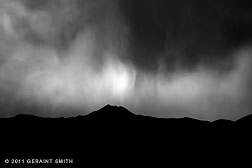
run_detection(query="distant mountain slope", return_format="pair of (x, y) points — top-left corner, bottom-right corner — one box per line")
(0, 104), (250, 151)
(1, 104), (250, 124)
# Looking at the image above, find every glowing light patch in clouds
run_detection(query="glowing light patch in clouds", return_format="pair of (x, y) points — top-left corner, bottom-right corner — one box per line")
(0, 0), (251, 120)
(23, 55), (136, 108)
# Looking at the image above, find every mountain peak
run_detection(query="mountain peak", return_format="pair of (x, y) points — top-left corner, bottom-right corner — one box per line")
(86, 104), (136, 120)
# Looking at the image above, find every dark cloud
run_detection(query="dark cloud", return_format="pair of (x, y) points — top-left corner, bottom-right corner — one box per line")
(119, 0), (252, 73)
(15, 0), (120, 52)
(0, 0), (251, 120)
(16, 0), (96, 49)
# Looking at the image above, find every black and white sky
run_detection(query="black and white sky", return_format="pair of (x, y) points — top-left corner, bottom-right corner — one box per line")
(0, 0), (251, 120)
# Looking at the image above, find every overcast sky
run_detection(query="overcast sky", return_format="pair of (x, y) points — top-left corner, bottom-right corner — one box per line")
(0, 0), (251, 121)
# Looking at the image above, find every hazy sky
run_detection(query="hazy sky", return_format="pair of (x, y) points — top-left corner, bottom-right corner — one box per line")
(0, 0), (251, 120)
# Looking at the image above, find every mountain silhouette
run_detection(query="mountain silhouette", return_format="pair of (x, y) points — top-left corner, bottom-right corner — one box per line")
(85, 104), (138, 120)
(1, 104), (251, 130)
(0, 104), (251, 151)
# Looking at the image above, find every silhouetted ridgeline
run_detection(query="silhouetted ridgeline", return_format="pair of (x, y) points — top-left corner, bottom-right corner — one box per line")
(0, 104), (250, 151)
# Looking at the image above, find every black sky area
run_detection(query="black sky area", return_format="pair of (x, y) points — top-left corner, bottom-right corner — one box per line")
(119, 0), (252, 73)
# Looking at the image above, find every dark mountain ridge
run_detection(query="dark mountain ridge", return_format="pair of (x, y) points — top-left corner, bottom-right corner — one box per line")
(0, 104), (250, 151)
(3, 104), (245, 121)
(1, 104), (248, 126)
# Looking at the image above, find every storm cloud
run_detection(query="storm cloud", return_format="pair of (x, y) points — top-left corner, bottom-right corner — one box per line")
(0, 0), (251, 120)
(120, 0), (252, 73)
